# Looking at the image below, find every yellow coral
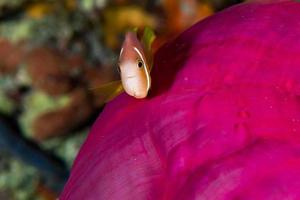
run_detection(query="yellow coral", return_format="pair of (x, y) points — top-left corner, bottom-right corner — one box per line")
(26, 2), (54, 19)
(103, 6), (157, 49)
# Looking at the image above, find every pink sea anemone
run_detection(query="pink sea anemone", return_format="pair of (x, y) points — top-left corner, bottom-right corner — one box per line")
(60, 1), (300, 199)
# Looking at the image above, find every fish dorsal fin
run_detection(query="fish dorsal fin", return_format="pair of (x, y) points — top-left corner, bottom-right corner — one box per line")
(90, 80), (123, 103)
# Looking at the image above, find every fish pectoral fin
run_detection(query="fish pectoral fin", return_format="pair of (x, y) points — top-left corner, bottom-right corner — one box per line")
(89, 80), (124, 103)
(141, 27), (156, 71)
(141, 26), (156, 53)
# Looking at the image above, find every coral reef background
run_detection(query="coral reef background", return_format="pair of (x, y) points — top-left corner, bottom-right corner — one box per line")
(0, 0), (241, 199)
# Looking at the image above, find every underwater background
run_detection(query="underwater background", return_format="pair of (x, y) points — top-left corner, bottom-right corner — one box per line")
(0, 0), (241, 199)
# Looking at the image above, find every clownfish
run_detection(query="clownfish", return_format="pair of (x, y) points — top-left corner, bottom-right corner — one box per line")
(91, 27), (155, 102)
(118, 31), (152, 98)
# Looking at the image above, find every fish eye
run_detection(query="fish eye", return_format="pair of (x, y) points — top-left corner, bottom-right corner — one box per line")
(137, 60), (143, 68)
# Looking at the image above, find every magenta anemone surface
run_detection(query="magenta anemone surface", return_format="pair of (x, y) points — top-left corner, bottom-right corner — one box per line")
(60, 1), (300, 199)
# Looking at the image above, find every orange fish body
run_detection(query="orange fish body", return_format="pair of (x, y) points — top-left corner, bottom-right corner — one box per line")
(91, 28), (155, 102)
(118, 32), (151, 99)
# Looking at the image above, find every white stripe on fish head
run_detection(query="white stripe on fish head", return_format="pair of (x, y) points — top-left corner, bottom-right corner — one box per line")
(133, 47), (151, 91)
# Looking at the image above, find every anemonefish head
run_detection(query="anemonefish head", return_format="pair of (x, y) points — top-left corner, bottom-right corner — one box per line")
(118, 31), (151, 99)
